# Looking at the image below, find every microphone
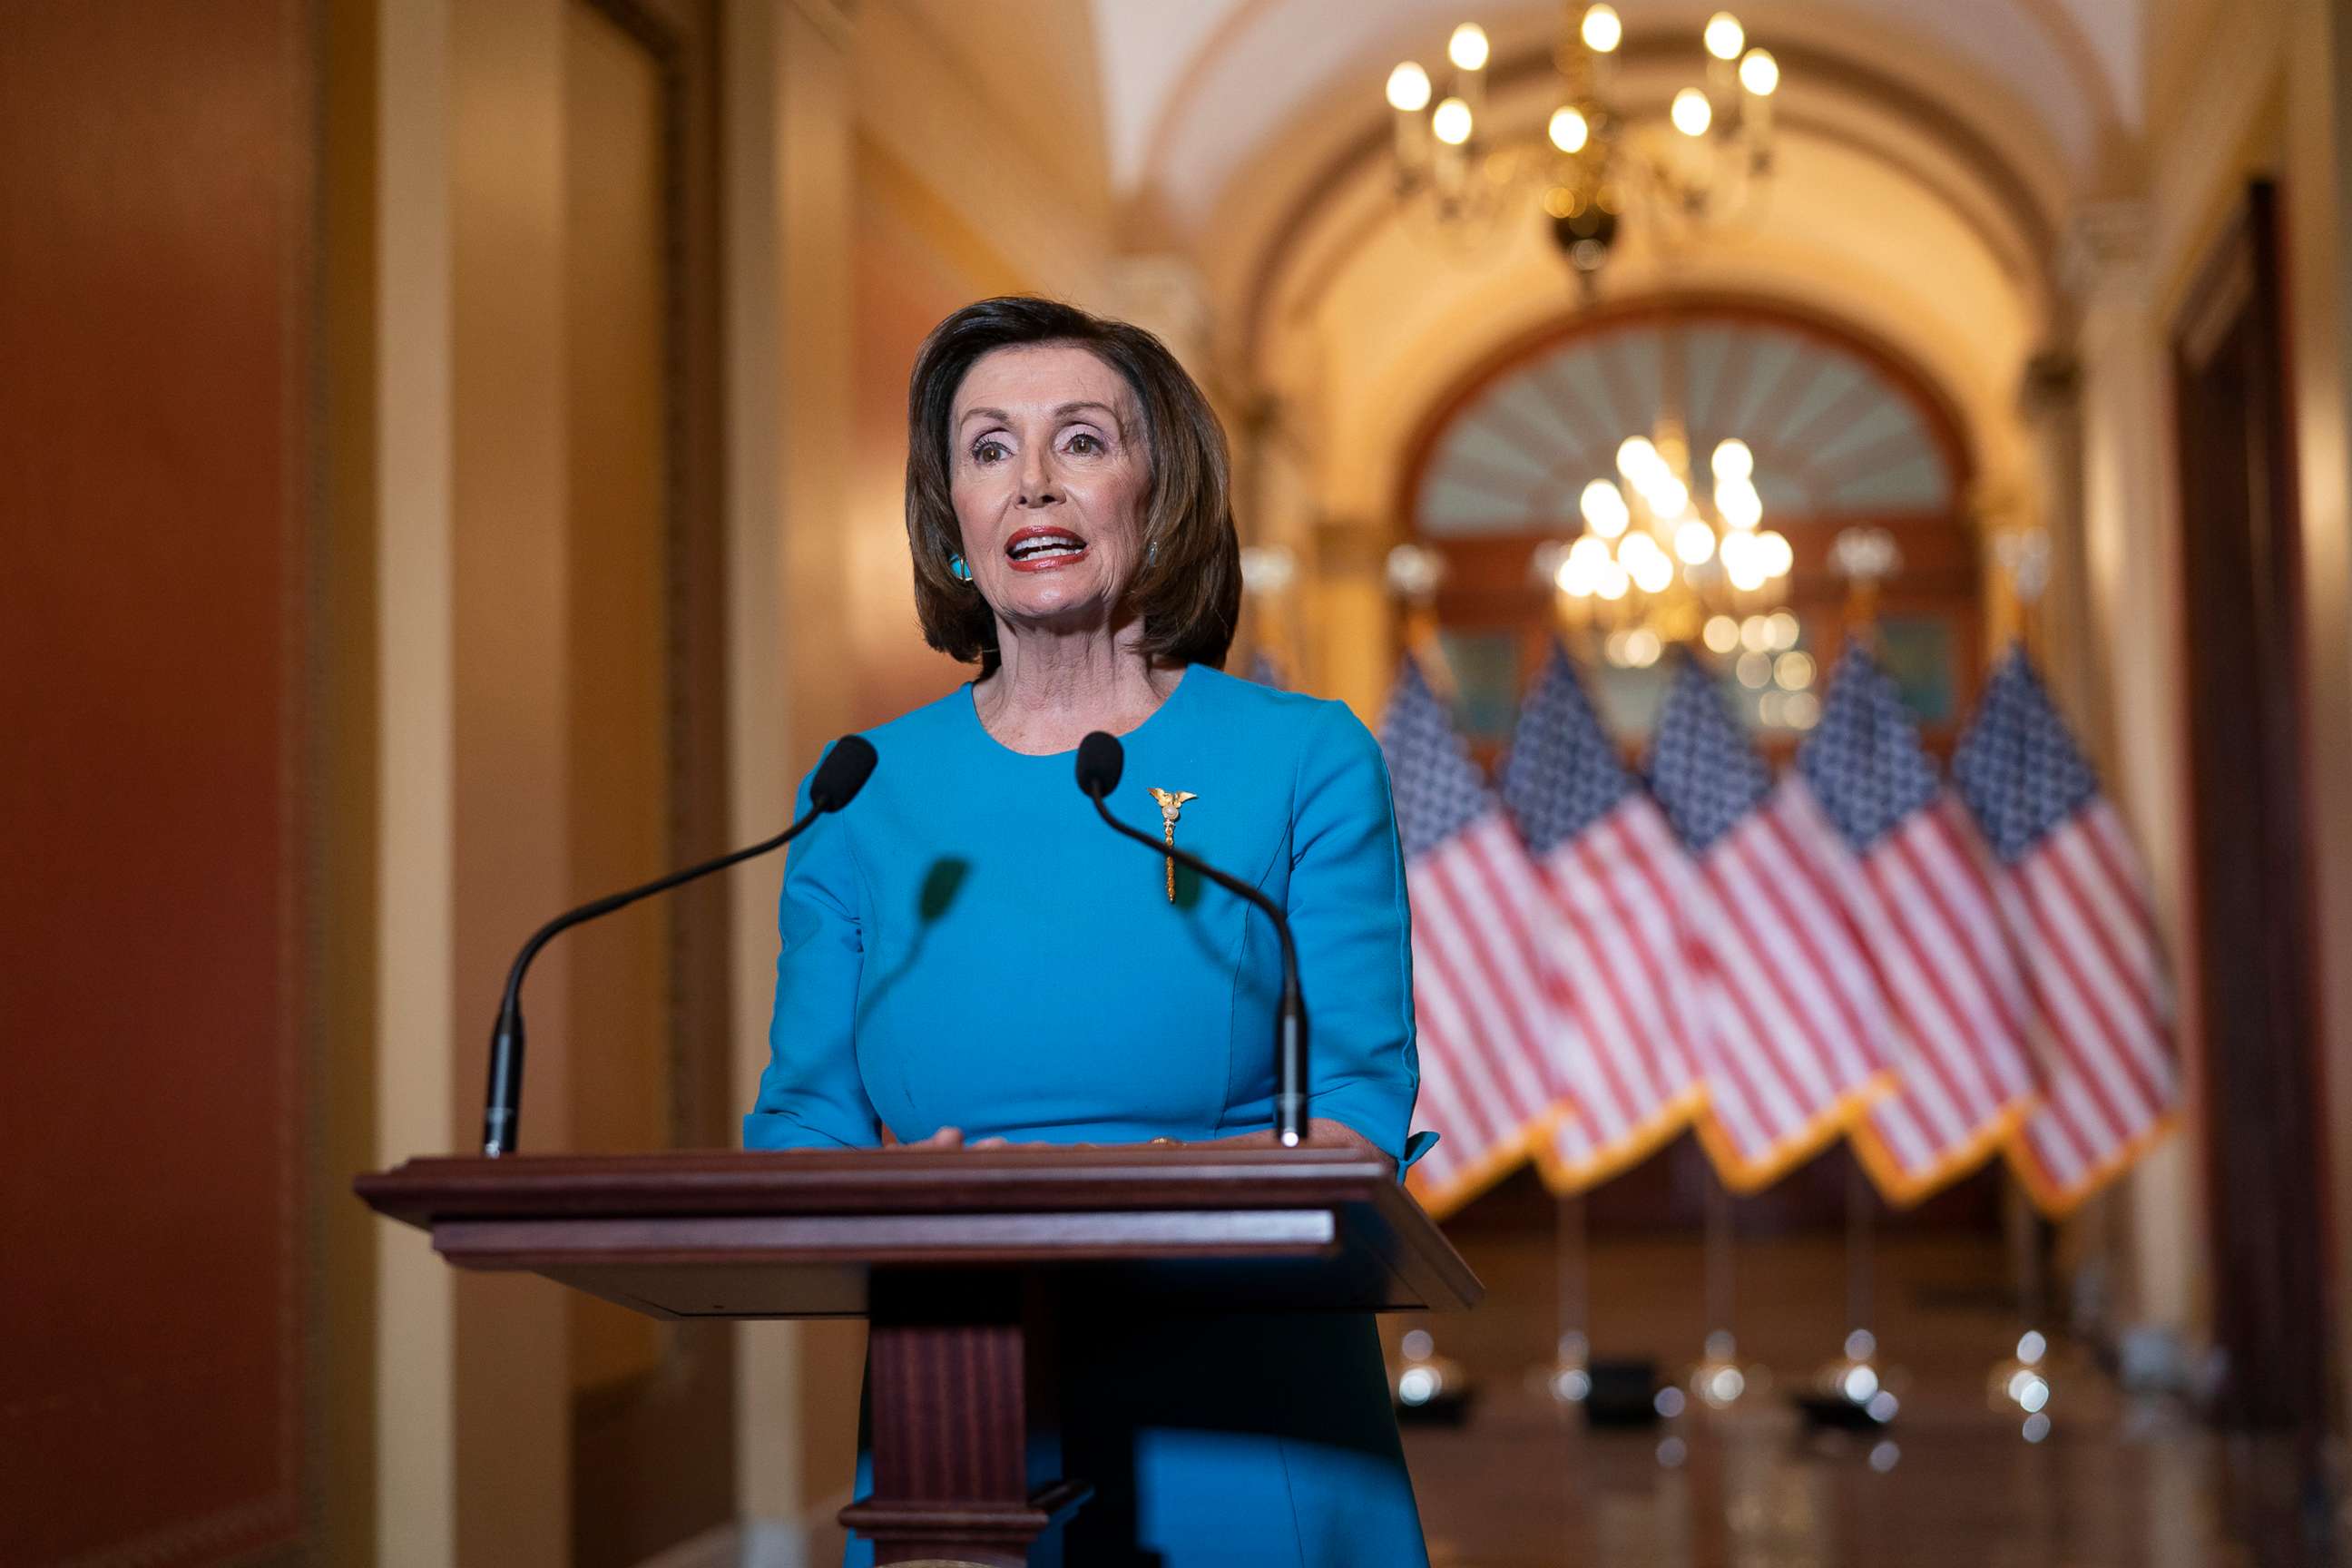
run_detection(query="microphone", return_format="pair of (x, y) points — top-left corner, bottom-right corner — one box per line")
(1073, 731), (1309, 1146)
(480, 734), (878, 1156)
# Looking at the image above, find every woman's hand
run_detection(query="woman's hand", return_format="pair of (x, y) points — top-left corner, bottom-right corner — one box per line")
(887, 1120), (1388, 1172)
(886, 1126), (1011, 1151)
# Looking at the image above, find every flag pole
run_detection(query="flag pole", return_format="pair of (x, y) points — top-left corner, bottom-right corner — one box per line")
(1847, 1157), (1874, 1339)
(1550, 1188), (1592, 1406)
(1826, 1154), (1886, 1418)
(1692, 1164), (1746, 1409)
(1985, 528), (2060, 1428)
(1239, 542), (1300, 688)
(2006, 1169), (2044, 1328)
(1704, 1171), (1733, 1342)
(1811, 539), (1908, 1426)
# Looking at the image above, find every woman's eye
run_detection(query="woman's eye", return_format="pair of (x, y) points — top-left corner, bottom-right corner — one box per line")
(971, 438), (1008, 464)
(1065, 432), (1104, 456)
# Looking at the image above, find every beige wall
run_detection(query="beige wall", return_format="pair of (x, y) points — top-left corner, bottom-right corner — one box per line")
(717, 0), (1122, 1534)
(370, 0), (460, 1559)
(447, 0), (580, 1545)
(368, 0), (583, 1561)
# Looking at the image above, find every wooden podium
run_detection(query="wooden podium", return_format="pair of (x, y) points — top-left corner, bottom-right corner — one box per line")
(358, 1145), (1481, 1566)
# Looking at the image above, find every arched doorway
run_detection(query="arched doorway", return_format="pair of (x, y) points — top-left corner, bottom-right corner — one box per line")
(1394, 296), (2004, 1237)
(1396, 297), (1989, 770)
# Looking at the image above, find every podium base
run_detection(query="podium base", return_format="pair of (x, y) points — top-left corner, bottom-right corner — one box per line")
(839, 1477), (1093, 1567)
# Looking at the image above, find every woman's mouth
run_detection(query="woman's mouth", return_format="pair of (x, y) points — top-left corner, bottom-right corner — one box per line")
(1004, 525), (1089, 573)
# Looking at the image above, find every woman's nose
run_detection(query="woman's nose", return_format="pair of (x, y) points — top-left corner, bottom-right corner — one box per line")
(1018, 450), (1059, 506)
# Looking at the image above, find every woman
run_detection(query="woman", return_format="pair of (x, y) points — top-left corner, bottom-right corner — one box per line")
(745, 296), (1433, 1566)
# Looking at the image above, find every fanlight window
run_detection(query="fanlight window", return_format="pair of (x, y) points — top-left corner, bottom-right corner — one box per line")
(1414, 316), (1955, 538)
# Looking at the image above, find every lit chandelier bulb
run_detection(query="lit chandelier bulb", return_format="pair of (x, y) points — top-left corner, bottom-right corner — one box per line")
(1711, 437), (1754, 482)
(1447, 23), (1490, 72)
(1387, 61), (1433, 113)
(1717, 480), (1763, 531)
(1675, 519), (1718, 564)
(1580, 478), (1631, 538)
(1705, 13), (1745, 61)
(1671, 87), (1713, 137)
(1549, 106), (1590, 153)
(1615, 435), (1660, 483)
(1581, 4), (1622, 54)
(1740, 48), (1779, 96)
(1431, 97), (1475, 145)
(1720, 531), (1766, 592)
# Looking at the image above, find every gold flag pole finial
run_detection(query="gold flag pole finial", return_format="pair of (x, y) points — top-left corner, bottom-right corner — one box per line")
(1991, 526), (2052, 660)
(1828, 526), (1902, 652)
(1387, 543), (1456, 700)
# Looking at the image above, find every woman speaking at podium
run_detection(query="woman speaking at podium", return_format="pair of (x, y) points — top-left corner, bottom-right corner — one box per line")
(745, 297), (1433, 1566)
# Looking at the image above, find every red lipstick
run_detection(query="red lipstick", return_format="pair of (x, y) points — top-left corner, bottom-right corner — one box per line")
(1004, 524), (1090, 574)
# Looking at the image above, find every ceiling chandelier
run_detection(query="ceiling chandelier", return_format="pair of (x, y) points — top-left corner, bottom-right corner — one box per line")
(1384, 7), (1781, 279)
(1534, 421), (1794, 668)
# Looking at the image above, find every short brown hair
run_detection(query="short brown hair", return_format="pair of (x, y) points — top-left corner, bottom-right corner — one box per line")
(904, 297), (1241, 669)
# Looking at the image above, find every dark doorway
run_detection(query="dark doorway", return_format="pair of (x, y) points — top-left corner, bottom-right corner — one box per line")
(2171, 181), (2330, 1436)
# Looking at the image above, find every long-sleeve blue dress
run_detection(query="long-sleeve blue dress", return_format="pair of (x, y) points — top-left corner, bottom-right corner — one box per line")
(745, 662), (1433, 1567)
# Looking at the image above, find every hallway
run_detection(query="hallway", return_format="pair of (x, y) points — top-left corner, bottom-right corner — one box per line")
(1405, 1215), (2285, 1567)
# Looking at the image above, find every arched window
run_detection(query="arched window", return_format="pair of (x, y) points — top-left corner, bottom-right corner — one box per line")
(1398, 300), (1984, 758)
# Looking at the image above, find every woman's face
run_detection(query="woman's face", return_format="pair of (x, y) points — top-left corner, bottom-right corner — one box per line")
(948, 343), (1150, 638)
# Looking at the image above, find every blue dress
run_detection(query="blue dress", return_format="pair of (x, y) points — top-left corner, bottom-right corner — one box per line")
(745, 663), (1433, 1567)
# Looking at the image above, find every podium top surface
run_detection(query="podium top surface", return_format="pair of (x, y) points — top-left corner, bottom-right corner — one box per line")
(356, 1145), (1482, 1318)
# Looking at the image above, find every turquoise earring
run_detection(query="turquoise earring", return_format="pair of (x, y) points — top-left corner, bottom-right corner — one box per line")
(949, 554), (973, 582)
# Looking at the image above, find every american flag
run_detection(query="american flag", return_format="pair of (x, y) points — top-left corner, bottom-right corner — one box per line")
(1380, 654), (1568, 1214)
(1649, 658), (1893, 1189)
(1953, 647), (2176, 1213)
(1799, 645), (2039, 1203)
(1500, 644), (1703, 1189)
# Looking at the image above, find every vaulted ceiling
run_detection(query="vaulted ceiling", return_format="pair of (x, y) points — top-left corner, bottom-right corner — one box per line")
(1090, 0), (2141, 230)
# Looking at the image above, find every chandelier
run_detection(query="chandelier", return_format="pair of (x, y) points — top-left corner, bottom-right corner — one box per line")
(1535, 422), (1793, 668)
(1384, 7), (1780, 279)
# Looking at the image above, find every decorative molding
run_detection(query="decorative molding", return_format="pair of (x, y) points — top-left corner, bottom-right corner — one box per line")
(2017, 348), (2082, 421)
(2056, 197), (2152, 303)
(786, 0), (856, 52)
(1107, 252), (1216, 377)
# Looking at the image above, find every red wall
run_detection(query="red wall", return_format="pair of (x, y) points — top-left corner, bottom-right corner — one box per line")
(0, 3), (313, 1561)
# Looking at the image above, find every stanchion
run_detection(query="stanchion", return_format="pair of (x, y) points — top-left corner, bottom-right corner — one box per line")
(1799, 1160), (1899, 1433)
(1548, 1189), (1591, 1405)
(1547, 1183), (1671, 1425)
(1690, 1171), (1748, 1409)
(1989, 1171), (2056, 1440)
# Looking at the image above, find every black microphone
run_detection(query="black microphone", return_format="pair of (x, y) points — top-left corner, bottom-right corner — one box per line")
(1073, 731), (1309, 1146)
(480, 734), (878, 1156)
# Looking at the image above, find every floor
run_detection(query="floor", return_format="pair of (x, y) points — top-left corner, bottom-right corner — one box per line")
(1400, 1223), (2318, 1568)
(681, 1220), (2333, 1567)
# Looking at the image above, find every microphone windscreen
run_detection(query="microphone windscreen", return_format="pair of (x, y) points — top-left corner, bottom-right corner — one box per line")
(808, 734), (878, 812)
(1074, 731), (1124, 799)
